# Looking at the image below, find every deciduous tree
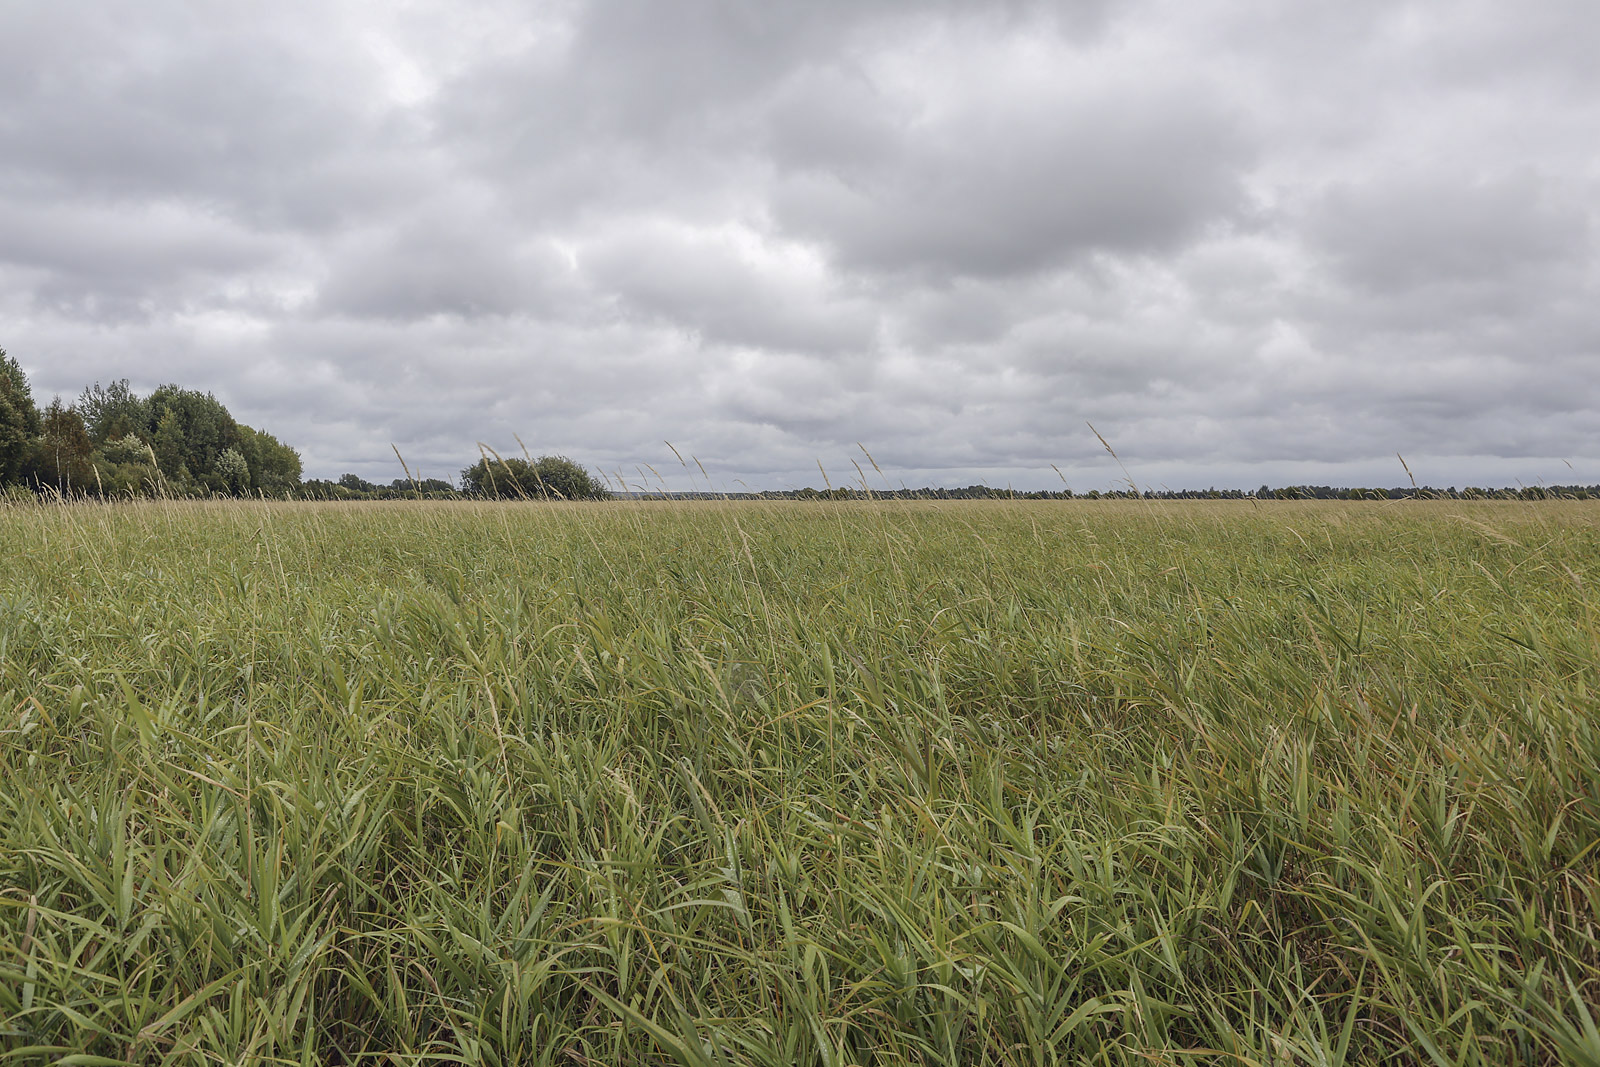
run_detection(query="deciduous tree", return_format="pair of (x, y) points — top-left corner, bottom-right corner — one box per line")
(146, 385), (242, 491)
(460, 453), (610, 499)
(34, 399), (96, 493)
(0, 348), (41, 486)
(77, 379), (150, 444)
(238, 425), (302, 496)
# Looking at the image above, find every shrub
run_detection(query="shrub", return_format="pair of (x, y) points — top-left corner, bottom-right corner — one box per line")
(460, 453), (610, 499)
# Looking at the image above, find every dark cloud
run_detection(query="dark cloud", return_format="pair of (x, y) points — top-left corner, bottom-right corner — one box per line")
(2, 0), (1596, 491)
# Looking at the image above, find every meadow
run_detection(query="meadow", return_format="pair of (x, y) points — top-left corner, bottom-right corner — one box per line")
(2, 498), (1598, 1065)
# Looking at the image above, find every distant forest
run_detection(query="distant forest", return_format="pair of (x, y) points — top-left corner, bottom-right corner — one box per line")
(1, 352), (301, 498)
(734, 485), (1600, 500)
(0, 351), (608, 500)
(2, 352), (1594, 502)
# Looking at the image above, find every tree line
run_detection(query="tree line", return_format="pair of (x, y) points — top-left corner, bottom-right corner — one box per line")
(0, 350), (610, 500)
(1, 350), (302, 498)
(623, 484), (1600, 501)
(303, 456), (610, 501)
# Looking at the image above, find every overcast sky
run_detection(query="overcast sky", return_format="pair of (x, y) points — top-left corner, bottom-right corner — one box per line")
(3, 0), (1596, 491)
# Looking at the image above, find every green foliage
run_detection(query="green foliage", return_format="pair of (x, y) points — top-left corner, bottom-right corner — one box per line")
(2, 500), (1598, 1063)
(31, 397), (96, 492)
(19, 377), (304, 498)
(151, 408), (190, 488)
(76, 378), (151, 444)
(214, 446), (250, 495)
(96, 432), (153, 466)
(300, 476), (460, 500)
(237, 424), (302, 496)
(90, 433), (160, 496)
(0, 347), (41, 485)
(526, 452), (611, 499)
(146, 384), (246, 493)
(461, 452), (611, 499)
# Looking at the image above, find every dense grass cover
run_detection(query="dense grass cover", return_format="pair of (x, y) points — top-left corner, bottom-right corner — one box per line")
(2, 499), (1598, 1065)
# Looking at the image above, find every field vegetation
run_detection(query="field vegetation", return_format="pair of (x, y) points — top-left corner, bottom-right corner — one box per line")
(2, 499), (1598, 1064)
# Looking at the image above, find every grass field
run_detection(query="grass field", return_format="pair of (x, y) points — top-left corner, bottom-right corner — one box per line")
(2, 499), (1598, 1065)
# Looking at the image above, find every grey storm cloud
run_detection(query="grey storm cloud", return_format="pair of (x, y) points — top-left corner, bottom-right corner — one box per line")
(1, 0), (1597, 491)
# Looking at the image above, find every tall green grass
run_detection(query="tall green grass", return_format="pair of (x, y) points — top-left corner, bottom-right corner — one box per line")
(2, 499), (1598, 1064)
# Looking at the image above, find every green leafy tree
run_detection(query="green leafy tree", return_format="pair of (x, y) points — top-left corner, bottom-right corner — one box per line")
(3, 367), (304, 498)
(34, 399), (96, 494)
(527, 454), (611, 500)
(460, 457), (536, 497)
(238, 425), (302, 496)
(91, 434), (160, 497)
(215, 448), (250, 495)
(152, 409), (191, 490)
(146, 385), (242, 491)
(77, 379), (150, 444)
(339, 473), (378, 494)
(0, 348), (42, 486)
(460, 453), (610, 499)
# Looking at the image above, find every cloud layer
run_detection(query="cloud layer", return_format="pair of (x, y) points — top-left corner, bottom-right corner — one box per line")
(3, 0), (1596, 490)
